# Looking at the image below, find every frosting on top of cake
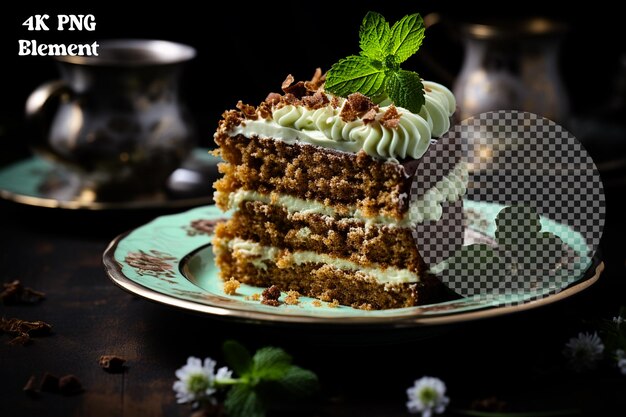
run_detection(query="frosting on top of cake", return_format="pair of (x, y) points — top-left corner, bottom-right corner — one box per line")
(218, 71), (456, 162)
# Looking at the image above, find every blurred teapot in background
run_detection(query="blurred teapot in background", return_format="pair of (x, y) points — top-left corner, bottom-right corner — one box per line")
(423, 14), (570, 124)
(26, 39), (197, 201)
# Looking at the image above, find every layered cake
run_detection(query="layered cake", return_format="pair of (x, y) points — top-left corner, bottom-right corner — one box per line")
(211, 69), (466, 310)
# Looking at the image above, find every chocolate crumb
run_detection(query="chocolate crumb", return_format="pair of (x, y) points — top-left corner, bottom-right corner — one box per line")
(244, 293), (261, 301)
(380, 105), (401, 129)
(283, 81), (308, 98)
(311, 300), (322, 308)
(281, 74), (295, 91)
(23, 375), (39, 397)
(1, 317), (52, 345)
(223, 278), (241, 296)
(1, 280), (45, 305)
(302, 91), (330, 110)
(304, 68), (325, 92)
(257, 101), (273, 119)
(236, 101), (258, 120)
(361, 108), (377, 124)
(40, 373), (59, 393)
(261, 285), (281, 307)
(339, 93), (378, 122)
(99, 355), (127, 373)
(265, 92), (282, 105)
(59, 374), (83, 395)
(327, 299), (340, 308)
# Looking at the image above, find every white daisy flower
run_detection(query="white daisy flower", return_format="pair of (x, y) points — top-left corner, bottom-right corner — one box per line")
(563, 332), (604, 372)
(616, 349), (626, 375)
(406, 376), (450, 417)
(173, 356), (231, 405)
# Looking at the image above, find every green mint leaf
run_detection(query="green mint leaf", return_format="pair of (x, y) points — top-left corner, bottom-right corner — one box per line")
(386, 13), (425, 63)
(325, 55), (386, 98)
(251, 347), (292, 381)
(277, 366), (320, 398)
(223, 340), (252, 376)
(384, 70), (425, 113)
(359, 11), (391, 61)
(225, 384), (266, 417)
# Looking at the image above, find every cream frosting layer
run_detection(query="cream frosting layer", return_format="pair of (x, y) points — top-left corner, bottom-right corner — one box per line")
(216, 160), (467, 227)
(227, 237), (419, 284)
(226, 80), (455, 161)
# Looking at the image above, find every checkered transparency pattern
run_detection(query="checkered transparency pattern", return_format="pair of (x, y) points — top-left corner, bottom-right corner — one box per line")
(415, 111), (605, 304)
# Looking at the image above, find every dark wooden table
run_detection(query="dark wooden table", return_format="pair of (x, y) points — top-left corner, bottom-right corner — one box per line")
(1, 184), (625, 417)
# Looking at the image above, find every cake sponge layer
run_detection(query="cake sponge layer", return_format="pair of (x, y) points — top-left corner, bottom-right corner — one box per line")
(214, 134), (411, 220)
(213, 237), (442, 310)
(218, 199), (425, 273)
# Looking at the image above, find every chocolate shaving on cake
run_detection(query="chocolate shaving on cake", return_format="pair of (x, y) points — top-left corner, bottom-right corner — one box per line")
(236, 101), (258, 120)
(302, 91), (330, 110)
(304, 68), (325, 92)
(380, 105), (402, 129)
(258, 101), (273, 119)
(330, 96), (341, 108)
(339, 93), (378, 122)
(219, 109), (243, 131)
(261, 285), (281, 307)
(362, 108), (378, 124)
(282, 93), (299, 106)
(281, 74), (295, 91)
(265, 92), (282, 105)
(281, 73), (307, 98)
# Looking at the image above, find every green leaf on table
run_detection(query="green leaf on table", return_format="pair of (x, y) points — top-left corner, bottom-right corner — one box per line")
(251, 347), (293, 380)
(384, 70), (425, 113)
(276, 366), (320, 398)
(223, 340), (252, 376)
(359, 11), (391, 61)
(225, 384), (265, 417)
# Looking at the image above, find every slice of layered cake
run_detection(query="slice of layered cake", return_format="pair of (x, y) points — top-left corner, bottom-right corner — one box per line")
(212, 12), (467, 309)
(212, 73), (465, 310)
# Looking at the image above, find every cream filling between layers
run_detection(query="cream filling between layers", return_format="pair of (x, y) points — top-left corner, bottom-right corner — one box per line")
(216, 160), (468, 227)
(227, 237), (419, 284)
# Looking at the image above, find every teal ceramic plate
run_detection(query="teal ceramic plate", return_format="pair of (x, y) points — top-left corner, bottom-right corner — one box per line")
(0, 149), (218, 210)
(103, 201), (603, 326)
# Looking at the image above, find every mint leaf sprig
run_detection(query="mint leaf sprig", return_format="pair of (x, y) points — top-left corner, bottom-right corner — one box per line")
(325, 11), (426, 113)
(223, 340), (319, 417)
(173, 341), (319, 417)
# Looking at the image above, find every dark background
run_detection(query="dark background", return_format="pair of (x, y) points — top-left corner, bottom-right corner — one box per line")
(1, 1), (624, 163)
(1, 2), (625, 416)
